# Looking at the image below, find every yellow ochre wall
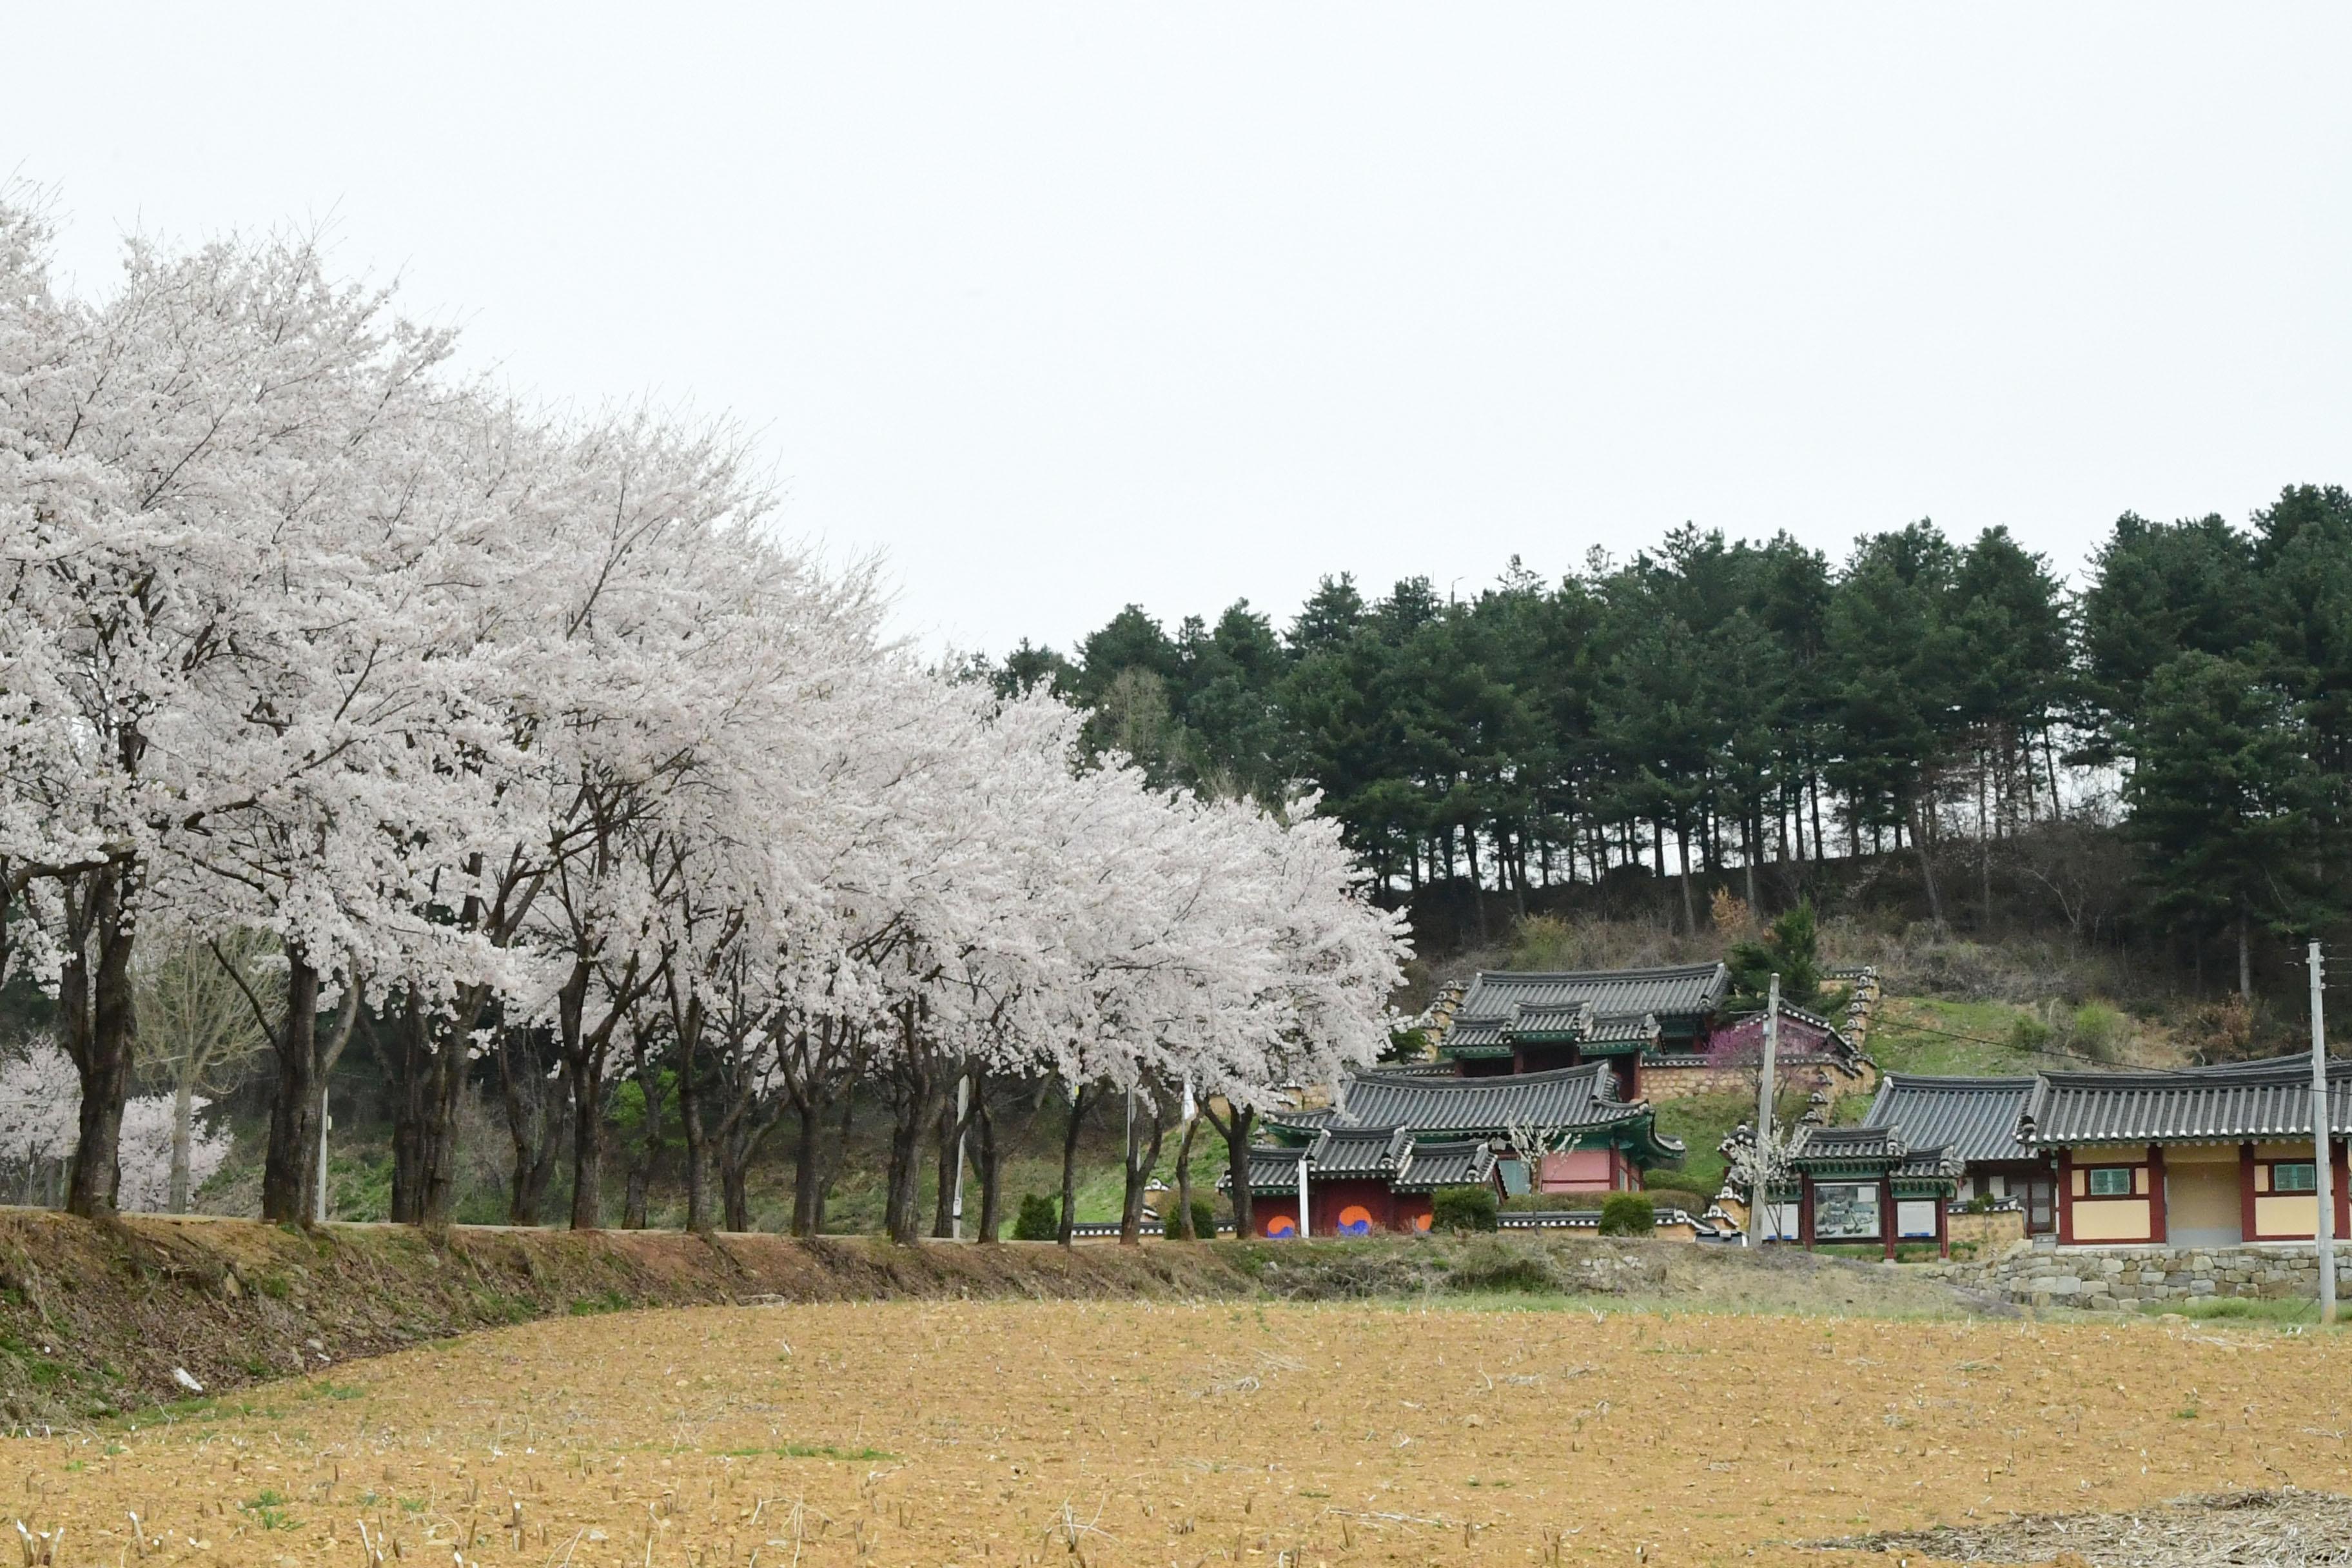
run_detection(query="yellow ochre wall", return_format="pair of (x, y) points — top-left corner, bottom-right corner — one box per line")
(2254, 1195), (2325, 1238)
(2072, 1199), (2153, 1242)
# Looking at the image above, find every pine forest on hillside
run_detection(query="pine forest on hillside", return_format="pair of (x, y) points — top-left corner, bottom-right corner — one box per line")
(984, 493), (2352, 1005)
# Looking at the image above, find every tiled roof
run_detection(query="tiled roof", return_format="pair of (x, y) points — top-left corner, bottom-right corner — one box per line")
(1865, 1075), (2038, 1164)
(1789, 1125), (1905, 1165)
(2017, 1057), (2352, 1146)
(1311, 1127), (1414, 1177)
(1784, 1123), (1963, 1183)
(1273, 1062), (1662, 1141)
(1392, 1139), (1500, 1193)
(1451, 965), (1729, 1030)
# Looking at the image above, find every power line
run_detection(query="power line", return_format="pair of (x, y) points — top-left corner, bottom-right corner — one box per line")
(1869, 1013), (2133, 1069)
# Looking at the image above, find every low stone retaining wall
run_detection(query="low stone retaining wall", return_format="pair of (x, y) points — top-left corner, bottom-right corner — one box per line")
(1935, 1240), (2352, 1308)
(1945, 1206), (2026, 1253)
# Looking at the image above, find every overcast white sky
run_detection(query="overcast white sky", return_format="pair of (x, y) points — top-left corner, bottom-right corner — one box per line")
(7, 6), (2348, 655)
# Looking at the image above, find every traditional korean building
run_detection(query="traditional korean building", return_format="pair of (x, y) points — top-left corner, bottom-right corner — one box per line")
(1763, 1124), (1965, 1257)
(2015, 1055), (2352, 1247)
(1435, 963), (1872, 1104)
(1227, 1133), (1502, 1237)
(1226, 1062), (1685, 1238)
(1436, 964), (1728, 1094)
(1863, 1074), (2053, 1235)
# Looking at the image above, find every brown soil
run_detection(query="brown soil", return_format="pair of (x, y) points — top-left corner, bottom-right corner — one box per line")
(4, 1300), (2348, 1566)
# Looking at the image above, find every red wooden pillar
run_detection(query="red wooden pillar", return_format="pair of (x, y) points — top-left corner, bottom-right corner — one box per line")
(1799, 1173), (1816, 1250)
(1625, 1054), (1642, 1101)
(1881, 1175), (1896, 1260)
(2148, 1144), (2168, 1244)
(2239, 1142), (2258, 1244)
(1936, 1193), (1950, 1259)
(2057, 1149), (2075, 1246)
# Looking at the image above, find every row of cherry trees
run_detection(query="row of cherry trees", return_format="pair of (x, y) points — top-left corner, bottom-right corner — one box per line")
(0, 205), (1408, 1238)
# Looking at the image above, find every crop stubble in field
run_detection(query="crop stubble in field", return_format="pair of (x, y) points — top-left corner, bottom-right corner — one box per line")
(3, 1300), (2348, 1565)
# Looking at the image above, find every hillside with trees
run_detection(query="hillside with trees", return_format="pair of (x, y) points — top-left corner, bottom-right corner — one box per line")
(982, 493), (2352, 1024)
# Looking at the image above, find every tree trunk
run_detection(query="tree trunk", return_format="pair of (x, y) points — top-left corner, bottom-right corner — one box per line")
(622, 1039), (665, 1230)
(389, 990), (484, 1227)
(1206, 1101), (1255, 1238)
(790, 1093), (827, 1238)
(2238, 908), (2253, 1001)
(883, 1063), (933, 1245)
(974, 1086), (1002, 1243)
(60, 865), (138, 1219)
(720, 1139), (752, 1233)
(1676, 825), (1696, 934)
(679, 1052), (710, 1235)
(1909, 799), (1945, 932)
(259, 955), (323, 1224)
(567, 1054), (607, 1231)
(1979, 756), (1994, 931)
(1119, 1092), (1166, 1246)
(1057, 1083), (1092, 1246)
(498, 1026), (559, 1226)
(931, 1070), (966, 1239)
(169, 1073), (195, 1213)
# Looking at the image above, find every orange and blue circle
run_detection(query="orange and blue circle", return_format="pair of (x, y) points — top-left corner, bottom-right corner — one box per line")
(1262, 1213), (1298, 1238)
(1337, 1204), (1374, 1236)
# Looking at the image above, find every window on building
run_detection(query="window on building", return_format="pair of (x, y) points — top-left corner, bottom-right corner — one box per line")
(2086, 1166), (2133, 1197)
(2272, 1162), (2318, 1194)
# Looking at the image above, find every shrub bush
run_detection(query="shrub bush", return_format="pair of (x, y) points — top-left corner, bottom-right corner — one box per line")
(1012, 1194), (1059, 1241)
(1596, 1193), (1655, 1236)
(1430, 1185), (1499, 1233)
(1161, 1199), (1217, 1240)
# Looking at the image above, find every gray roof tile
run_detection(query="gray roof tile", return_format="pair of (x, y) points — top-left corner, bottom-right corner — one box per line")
(2018, 1057), (2352, 1146)
(1865, 1075), (2038, 1164)
(1273, 1062), (1667, 1143)
(1393, 1140), (1499, 1193)
(1451, 965), (1729, 1030)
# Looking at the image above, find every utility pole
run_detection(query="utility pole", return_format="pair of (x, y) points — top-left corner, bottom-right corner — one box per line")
(2311, 941), (2336, 1324)
(950, 1070), (970, 1241)
(314, 1085), (331, 1226)
(1297, 1147), (1311, 1239)
(1749, 973), (1779, 1246)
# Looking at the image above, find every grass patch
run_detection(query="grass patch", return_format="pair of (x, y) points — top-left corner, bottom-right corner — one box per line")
(713, 1443), (896, 1462)
(568, 1289), (632, 1317)
(2150, 1297), (2351, 1328)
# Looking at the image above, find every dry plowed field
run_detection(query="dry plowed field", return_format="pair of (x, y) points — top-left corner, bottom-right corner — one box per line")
(6, 1300), (2347, 1566)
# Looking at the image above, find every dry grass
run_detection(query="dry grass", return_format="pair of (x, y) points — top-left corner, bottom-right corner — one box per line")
(5, 1300), (2349, 1565)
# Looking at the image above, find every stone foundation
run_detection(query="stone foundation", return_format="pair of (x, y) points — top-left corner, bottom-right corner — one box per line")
(1934, 1240), (2352, 1308)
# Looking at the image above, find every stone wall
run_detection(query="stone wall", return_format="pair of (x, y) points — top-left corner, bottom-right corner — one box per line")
(1937, 1240), (2352, 1308)
(1945, 1206), (2025, 1253)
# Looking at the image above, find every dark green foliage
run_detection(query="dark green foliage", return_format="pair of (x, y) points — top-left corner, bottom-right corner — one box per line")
(1009, 486), (2349, 986)
(1161, 1199), (1217, 1240)
(1596, 1193), (1656, 1236)
(1727, 900), (1841, 1013)
(1429, 1185), (1499, 1233)
(1012, 1194), (1059, 1242)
